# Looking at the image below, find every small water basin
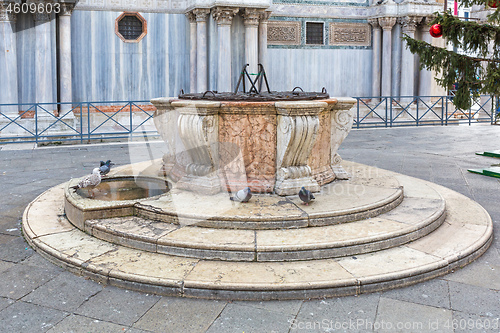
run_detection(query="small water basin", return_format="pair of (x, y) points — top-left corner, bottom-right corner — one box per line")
(77, 176), (169, 201)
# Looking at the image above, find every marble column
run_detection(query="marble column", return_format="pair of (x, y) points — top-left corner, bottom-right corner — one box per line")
(378, 17), (396, 97)
(58, 3), (75, 115)
(193, 8), (210, 93)
(186, 12), (197, 93)
(400, 16), (421, 101)
(213, 7), (238, 93)
(368, 18), (381, 103)
(35, 10), (55, 116)
(258, 10), (271, 71)
(0, 3), (18, 116)
(418, 17), (433, 102)
(243, 8), (260, 77)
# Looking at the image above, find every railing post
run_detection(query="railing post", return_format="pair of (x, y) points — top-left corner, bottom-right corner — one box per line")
(440, 97), (444, 126)
(129, 102), (133, 136)
(445, 96), (449, 126)
(35, 104), (38, 145)
(416, 97), (419, 127)
(356, 98), (360, 129)
(388, 97), (391, 128)
(79, 103), (83, 144)
(87, 103), (91, 143)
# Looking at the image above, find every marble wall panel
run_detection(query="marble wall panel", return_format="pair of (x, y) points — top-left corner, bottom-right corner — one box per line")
(218, 107), (277, 193)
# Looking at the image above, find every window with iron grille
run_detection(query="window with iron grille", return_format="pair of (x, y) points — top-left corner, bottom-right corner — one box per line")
(306, 22), (324, 45)
(115, 12), (147, 43)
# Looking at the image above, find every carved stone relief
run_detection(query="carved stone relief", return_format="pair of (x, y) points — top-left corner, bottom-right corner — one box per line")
(267, 21), (301, 46)
(329, 22), (371, 47)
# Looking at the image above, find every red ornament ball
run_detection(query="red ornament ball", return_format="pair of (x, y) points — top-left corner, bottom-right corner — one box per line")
(429, 24), (443, 38)
(489, 0), (498, 8)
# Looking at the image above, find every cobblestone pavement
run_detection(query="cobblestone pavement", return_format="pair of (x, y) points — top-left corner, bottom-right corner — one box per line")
(0, 125), (499, 333)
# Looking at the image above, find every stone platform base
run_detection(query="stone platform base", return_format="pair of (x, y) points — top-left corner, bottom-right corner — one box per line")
(22, 161), (493, 300)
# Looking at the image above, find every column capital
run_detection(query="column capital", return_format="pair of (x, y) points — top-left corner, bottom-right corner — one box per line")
(420, 16), (434, 27)
(242, 8), (260, 26)
(212, 7), (238, 26)
(186, 11), (196, 23)
(192, 8), (210, 22)
(259, 10), (272, 23)
(378, 17), (397, 30)
(59, 3), (76, 16)
(0, 2), (17, 22)
(399, 16), (422, 33)
(367, 18), (380, 28)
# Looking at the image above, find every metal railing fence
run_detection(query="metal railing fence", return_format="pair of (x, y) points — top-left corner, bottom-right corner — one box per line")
(0, 96), (498, 145)
(0, 101), (157, 145)
(352, 95), (499, 128)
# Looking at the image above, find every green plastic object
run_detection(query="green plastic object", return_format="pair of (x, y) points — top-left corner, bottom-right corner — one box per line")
(468, 167), (500, 179)
(475, 151), (500, 158)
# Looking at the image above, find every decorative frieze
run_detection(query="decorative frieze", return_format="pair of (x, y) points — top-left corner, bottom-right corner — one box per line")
(329, 22), (371, 47)
(267, 21), (301, 46)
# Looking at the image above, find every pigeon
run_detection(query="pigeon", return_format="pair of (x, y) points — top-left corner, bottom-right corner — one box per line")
(299, 186), (315, 205)
(70, 168), (102, 196)
(99, 160), (115, 176)
(230, 187), (252, 203)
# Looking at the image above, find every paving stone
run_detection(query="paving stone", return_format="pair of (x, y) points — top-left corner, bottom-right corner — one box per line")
(0, 236), (34, 263)
(0, 297), (14, 312)
(134, 297), (226, 333)
(375, 298), (453, 333)
(22, 253), (65, 272)
(46, 314), (128, 333)
(0, 301), (68, 332)
(75, 286), (160, 326)
(380, 278), (451, 309)
(291, 293), (380, 333)
(22, 272), (103, 312)
(0, 263), (61, 300)
(451, 311), (500, 333)
(443, 263), (500, 291)
(205, 303), (294, 333)
(449, 281), (500, 318)
(232, 299), (303, 316)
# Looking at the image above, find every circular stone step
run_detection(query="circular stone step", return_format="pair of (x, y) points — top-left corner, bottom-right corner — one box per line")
(22, 168), (492, 300)
(64, 165), (404, 230)
(80, 179), (445, 261)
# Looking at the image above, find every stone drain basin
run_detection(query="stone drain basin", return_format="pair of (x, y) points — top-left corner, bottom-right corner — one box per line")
(65, 175), (170, 230)
(76, 177), (169, 201)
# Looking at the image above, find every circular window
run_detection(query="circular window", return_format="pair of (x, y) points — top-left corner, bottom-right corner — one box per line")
(115, 12), (147, 43)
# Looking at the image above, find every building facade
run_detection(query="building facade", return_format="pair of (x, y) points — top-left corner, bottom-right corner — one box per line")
(1, 0), (456, 112)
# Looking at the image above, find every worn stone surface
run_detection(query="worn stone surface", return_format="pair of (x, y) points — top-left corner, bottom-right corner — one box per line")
(0, 301), (68, 332)
(205, 303), (295, 333)
(47, 314), (128, 333)
(75, 286), (160, 326)
(133, 297), (226, 333)
(184, 259), (356, 290)
(375, 298), (453, 333)
(21, 272), (102, 312)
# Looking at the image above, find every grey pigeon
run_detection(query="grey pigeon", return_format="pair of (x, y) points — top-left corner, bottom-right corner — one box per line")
(230, 187), (252, 203)
(71, 168), (102, 192)
(299, 186), (315, 205)
(99, 160), (115, 176)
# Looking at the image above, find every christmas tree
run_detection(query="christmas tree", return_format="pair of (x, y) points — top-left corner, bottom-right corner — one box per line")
(402, 2), (500, 119)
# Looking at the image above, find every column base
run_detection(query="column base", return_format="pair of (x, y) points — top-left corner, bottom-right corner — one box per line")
(176, 173), (222, 195)
(274, 176), (320, 196)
